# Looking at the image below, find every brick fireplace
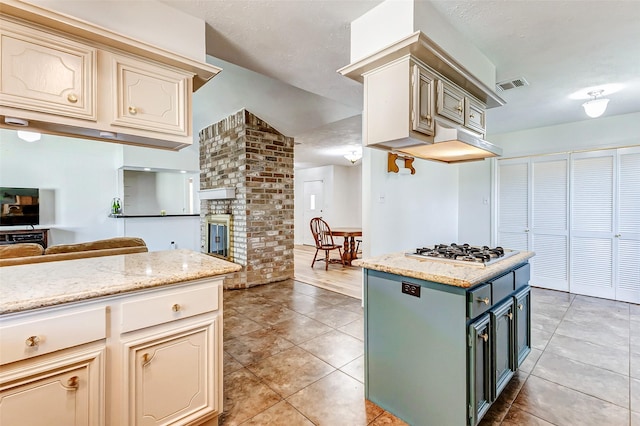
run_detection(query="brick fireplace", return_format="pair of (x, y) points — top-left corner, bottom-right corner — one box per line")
(199, 109), (294, 289)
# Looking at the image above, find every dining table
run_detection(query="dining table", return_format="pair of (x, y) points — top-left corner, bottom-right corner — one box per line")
(330, 227), (363, 266)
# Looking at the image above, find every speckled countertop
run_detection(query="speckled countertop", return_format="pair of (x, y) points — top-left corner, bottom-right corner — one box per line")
(0, 249), (241, 315)
(352, 250), (535, 288)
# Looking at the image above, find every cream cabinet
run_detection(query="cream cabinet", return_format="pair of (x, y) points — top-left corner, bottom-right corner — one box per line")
(0, 278), (224, 426)
(0, 18), (96, 120)
(411, 64), (435, 136)
(437, 79), (486, 134)
(109, 53), (190, 137)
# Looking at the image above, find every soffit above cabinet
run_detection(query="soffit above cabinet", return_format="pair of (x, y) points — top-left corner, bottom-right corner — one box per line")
(0, 0), (221, 90)
(338, 31), (505, 109)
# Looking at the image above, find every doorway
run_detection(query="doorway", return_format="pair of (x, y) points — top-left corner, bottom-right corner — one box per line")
(302, 180), (324, 246)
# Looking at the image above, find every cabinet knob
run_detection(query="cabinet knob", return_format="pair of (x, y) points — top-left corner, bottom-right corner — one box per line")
(615, 234), (621, 238)
(67, 93), (78, 103)
(421, 114), (432, 123)
(507, 312), (513, 320)
(65, 376), (80, 390)
(172, 303), (181, 312)
(480, 332), (489, 343)
(142, 353), (151, 364)
(128, 106), (138, 115)
(25, 336), (40, 347)
(518, 303), (524, 311)
(469, 113), (475, 119)
(456, 104), (463, 113)
(477, 297), (490, 305)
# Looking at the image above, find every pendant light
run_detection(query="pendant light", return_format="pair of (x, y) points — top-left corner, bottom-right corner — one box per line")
(582, 90), (609, 118)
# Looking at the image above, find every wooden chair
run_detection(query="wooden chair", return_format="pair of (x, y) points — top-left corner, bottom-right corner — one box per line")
(309, 217), (345, 270)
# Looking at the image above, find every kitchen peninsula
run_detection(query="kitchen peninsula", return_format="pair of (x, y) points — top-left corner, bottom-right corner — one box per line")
(0, 249), (241, 425)
(354, 247), (534, 426)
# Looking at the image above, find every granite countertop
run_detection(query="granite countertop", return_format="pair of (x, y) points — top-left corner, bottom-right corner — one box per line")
(0, 249), (241, 315)
(352, 250), (535, 288)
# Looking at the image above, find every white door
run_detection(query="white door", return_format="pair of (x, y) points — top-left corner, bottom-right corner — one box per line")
(570, 150), (616, 299)
(303, 180), (324, 246)
(497, 159), (530, 251)
(616, 147), (640, 303)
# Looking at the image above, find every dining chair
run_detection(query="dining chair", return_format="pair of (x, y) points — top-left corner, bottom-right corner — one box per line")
(309, 217), (345, 270)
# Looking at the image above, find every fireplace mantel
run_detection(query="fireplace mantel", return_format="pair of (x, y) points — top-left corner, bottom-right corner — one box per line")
(198, 188), (236, 200)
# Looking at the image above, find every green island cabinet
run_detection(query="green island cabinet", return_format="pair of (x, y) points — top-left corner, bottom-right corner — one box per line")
(363, 262), (531, 425)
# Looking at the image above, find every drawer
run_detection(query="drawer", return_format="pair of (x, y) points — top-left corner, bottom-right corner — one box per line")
(491, 272), (515, 304)
(514, 263), (531, 290)
(121, 282), (219, 333)
(468, 283), (492, 319)
(0, 307), (105, 365)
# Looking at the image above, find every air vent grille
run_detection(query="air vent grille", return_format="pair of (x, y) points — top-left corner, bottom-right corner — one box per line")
(496, 77), (529, 92)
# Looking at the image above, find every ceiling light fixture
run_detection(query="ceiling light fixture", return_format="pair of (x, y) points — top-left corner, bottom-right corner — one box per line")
(582, 90), (609, 118)
(17, 130), (41, 142)
(344, 151), (362, 164)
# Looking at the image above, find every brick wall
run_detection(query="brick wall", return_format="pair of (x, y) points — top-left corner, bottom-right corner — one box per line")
(199, 110), (294, 288)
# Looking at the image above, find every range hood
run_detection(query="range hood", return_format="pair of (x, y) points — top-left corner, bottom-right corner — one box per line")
(396, 121), (502, 163)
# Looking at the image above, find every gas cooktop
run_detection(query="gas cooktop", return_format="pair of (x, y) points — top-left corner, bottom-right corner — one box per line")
(405, 243), (519, 267)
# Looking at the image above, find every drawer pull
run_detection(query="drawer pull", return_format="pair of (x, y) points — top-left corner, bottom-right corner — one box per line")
(477, 297), (490, 305)
(67, 93), (78, 103)
(25, 336), (40, 347)
(421, 114), (432, 122)
(518, 303), (524, 311)
(172, 303), (181, 312)
(64, 376), (80, 390)
(128, 106), (138, 115)
(480, 332), (488, 343)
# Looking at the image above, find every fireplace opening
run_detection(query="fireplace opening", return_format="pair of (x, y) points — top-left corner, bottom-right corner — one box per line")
(206, 214), (231, 261)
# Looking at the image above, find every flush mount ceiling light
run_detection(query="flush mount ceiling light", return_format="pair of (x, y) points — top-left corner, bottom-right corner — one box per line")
(17, 130), (41, 142)
(344, 151), (362, 164)
(582, 90), (610, 118)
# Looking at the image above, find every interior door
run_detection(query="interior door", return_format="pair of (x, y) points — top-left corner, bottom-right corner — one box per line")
(302, 180), (324, 246)
(497, 159), (530, 251)
(616, 147), (640, 303)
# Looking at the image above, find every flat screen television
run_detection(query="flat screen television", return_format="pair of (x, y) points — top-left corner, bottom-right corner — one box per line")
(0, 187), (40, 226)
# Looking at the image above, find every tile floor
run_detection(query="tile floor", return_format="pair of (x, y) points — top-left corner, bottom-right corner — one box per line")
(221, 280), (640, 425)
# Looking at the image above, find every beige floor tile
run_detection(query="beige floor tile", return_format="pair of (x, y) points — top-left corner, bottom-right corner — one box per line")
(519, 348), (542, 374)
(530, 287), (574, 307)
(334, 297), (364, 314)
(221, 368), (282, 426)
(286, 370), (383, 426)
(268, 314), (332, 345)
(532, 351), (629, 407)
(513, 375), (629, 426)
(554, 318), (629, 349)
(500, 406), (554, 425)
(370, 411), (410, 425)
(633, 353), (640, 379)
(246, 346), (335, 398)
(299, 329), (363, 368)
(305, 304), (363, 328)
(224, 328), (294, 366)
(633, 411), (640, 426)
(241, 401), (314, 426)
(545, 333), (629, 375)
(279, 292), (333, 314)
(632, 377), (640, 413)
(531, 327), (553, 351)
(246, 304), (303, 326)
(340, 355), (364, 383)
(224, 351), (244, 375)
(338, 317), (364, 340)
(223, 314), (264, 342)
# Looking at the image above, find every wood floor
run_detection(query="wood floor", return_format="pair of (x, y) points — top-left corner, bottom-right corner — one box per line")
(293, 244), (362, 299)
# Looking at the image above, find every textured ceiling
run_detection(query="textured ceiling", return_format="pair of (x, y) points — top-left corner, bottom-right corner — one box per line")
(165, 0), (640, 168)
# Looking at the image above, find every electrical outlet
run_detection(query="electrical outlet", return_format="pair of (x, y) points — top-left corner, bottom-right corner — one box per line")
(401, 282), (421, 298)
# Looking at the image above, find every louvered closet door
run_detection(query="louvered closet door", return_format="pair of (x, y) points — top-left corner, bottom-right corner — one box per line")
(616, 147), (640, 303)
(497, 159), (530, 251)
(531, 155), (569, 291)
(570, 150), (616, 299)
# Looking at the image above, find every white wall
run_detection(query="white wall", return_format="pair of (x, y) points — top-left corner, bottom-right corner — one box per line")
(0, 130), (121, 244)
(294, 164), (362, 245)
(457, 160), (493, 245)
(123, 216), (200, 251)
(363, 148), (459, 257)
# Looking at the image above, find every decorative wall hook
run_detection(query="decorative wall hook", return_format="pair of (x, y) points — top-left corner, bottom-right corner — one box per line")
(387, 152), (416, 175)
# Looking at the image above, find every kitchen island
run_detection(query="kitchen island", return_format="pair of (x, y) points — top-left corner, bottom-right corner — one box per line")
(353, 248), (535, 426)
(0, 249), (241, 426)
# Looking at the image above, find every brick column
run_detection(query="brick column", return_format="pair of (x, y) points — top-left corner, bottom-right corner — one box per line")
(199, 110), (294, 288)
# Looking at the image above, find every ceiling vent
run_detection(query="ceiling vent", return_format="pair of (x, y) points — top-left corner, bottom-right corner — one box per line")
(496, 77), (529, 92)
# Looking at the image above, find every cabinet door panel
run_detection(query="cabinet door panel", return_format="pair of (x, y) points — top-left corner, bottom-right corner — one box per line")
(468, 314), (491, 426)
(491, 299), (515, 398)
(465, 97), (486, 134)
(0, 19), (96, 120)
(436, 80), (464, 124)
(126, 319), (217, 425)
(112, 54), (190, 136)
(514, 287), (531, 368)
(411, 64), (435, 135)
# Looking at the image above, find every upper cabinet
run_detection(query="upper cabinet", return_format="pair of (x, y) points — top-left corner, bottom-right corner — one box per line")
(411, 64), (435, 136)
(0, 18), (97, 121)
(108, 52), (191, 137)
(437, 79), (486, 134)
(0, 0), (220, 150)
